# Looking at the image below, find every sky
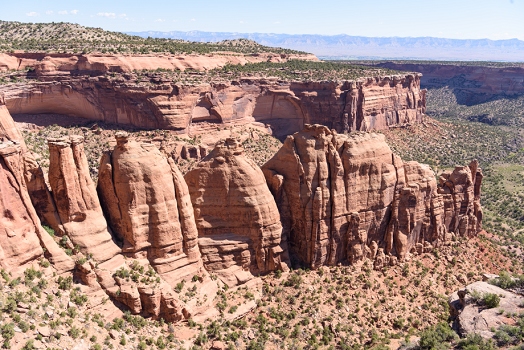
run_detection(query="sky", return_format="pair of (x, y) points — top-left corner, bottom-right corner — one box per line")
(1, 0), (523, 40)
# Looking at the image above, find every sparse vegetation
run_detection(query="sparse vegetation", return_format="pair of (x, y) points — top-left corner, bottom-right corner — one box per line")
(0, 21), (305, 55)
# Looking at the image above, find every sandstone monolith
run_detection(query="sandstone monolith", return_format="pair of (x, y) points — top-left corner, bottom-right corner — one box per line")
(47, 136), (120, 262)
(0, 141), (74, 273)
(185, 138), (289, 286)
(262, 124), (482, 268)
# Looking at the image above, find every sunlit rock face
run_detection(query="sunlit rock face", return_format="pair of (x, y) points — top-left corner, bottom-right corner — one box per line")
(262, 124), (482, 269)
(97, 133), (202, 283)
(185, 138), (290, 286)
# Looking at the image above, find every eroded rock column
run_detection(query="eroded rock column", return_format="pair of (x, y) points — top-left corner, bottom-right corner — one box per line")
(48, 136), (119, 262)
(262, 124), (482, 269)
(97, 132), (202, 283)
(0, 141), (74, 273)
(185, 138), (290, 286)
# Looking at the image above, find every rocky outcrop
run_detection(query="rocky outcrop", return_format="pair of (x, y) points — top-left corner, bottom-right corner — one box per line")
(0, 102), (25, 144)
(449, 281), (524, 338)
(97, 132), (202, 284)
(0, 141), (74, 273)
(262, 124), (482, 268)
(76, 255), (192, 321)
(185, 138), (289, 286)
(47, 136), (120, 262)
(0, 74), (425, 138)
(0, 97), (74, 272)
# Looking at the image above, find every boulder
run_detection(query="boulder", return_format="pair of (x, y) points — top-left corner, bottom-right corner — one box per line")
(449, 281), (524, 338)
(185, 138), (289, 286)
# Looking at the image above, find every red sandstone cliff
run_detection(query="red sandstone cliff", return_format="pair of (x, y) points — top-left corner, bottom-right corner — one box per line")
(0, 74), (425, 138)
(0, 52), (318, 74)
(262, 125), (482, 269)
(372, 62), (524, 104)
(0, 103), (74, 273)
(97, 133), (204, 283)
(47, 136), (120, 262)
(184, 138), (290, 286)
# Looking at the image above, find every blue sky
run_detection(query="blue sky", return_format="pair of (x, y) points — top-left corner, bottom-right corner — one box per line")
(2, 0), (523, 40)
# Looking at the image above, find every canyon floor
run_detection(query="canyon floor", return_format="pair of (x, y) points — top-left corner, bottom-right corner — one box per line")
(0, 231), (519, 350)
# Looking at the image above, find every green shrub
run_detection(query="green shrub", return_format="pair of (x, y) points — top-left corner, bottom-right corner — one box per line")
(42, 225), (55, 237)
(418, 322), (457, 350)
(69, 326), (80, 339)
(490, 271), (524, 290)
(482, 293), (500, 308)
(21, 340), (34, 350)
(284, 273), (302, 288)
(457, 333), (495, 350)
(57, 276), (73, 290)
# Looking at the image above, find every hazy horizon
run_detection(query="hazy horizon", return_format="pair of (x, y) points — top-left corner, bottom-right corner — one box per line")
(2, 0), (523, 41)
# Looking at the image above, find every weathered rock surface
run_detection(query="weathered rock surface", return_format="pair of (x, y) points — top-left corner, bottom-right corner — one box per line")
(185, 138), (289, 285)
(77, 255), (192, 322)
(0, 98), (73, 272)
(262, 124), (482, 268)
(449, 281), (524, 338)
(0, 52), (318, 74)
(0, 141), (74, 273)
(0, 74), (425, 138)
(97, 133), (202, 283)
(47, 136), (120, 262)
(0, 102), (25, 144)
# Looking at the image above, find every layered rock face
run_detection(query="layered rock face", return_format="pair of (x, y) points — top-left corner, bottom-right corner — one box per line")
(1, 95), (64, 232)
(185, 138), (289, 285)
(0, 141), (74, 273)
(77, 255), (194, 322)
(0, 52), (318, 74)
(262, 124), (482, 268)
(47, 136), (120, 262)
(0, 102), (24, 144)
(0, 74), (425, 138)
(97, 133), (202, 284)
(0, 142), (46, 269)
(373, 62), (524, 104)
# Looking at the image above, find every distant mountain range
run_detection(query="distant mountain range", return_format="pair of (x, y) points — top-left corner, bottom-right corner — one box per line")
(127, 31), (524, 61)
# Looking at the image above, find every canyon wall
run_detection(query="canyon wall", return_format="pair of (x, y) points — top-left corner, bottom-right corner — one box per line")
(0, 52), (318, 73)
(47, 136), (120, 262)
(262, 125), (482, 269)
(0, 74), (425, 138)
(97, 132), (203, 284)
(1, 92), (482, 318)
(372, 62), (524, 105)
